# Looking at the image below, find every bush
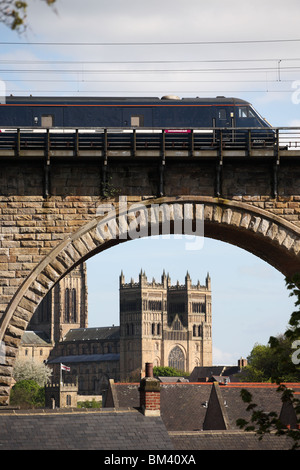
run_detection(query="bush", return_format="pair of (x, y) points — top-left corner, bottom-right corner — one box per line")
(153, 366), (189, 377)
(10, 379), (45, 409)
(77, 399), (101, 409)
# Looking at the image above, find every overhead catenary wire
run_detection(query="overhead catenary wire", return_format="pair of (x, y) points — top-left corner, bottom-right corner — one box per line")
(1, 39), (299, 95)
(0, 58), (300, 65)
(4, 78), (295, 83)
(4, 89), (295, 94)
(1, 38), (300, 46)
(1, 66), (300, 74)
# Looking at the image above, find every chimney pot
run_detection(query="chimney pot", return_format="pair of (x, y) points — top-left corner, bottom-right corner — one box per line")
(145, 362), (153, 378)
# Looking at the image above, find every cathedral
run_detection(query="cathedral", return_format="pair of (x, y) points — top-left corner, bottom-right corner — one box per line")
(18, 263), (212, 394)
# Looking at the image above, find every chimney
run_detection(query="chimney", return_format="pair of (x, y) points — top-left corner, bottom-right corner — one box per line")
(139, 362), (160, 416)
(238, 357), (247, 369)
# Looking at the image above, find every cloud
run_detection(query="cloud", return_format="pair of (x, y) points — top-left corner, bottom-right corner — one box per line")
(213, 346), (240, 366)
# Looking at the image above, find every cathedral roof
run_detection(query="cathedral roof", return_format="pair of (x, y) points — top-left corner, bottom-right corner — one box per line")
(21, 331), (52, 345)
(48, 353), (120, 364)
(62, 326), (120, 342)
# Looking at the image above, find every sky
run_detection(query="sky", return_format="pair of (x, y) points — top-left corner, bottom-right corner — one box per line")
(1, 0), (300, 364)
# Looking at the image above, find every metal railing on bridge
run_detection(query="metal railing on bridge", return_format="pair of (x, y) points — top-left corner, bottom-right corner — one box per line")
(0, 127), (300, 159)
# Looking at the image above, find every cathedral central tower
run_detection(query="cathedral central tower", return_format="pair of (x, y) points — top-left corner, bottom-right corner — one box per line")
(119, 270), (212, 380)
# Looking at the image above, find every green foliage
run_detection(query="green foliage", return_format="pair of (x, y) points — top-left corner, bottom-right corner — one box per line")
(10, 379), (45, 408)
(77, 399), (101, 409)
(101, 176), (121, 199)
(153, 366), (189, 377)
(240, 335), (300, 383)
(282, 273), (300, 341)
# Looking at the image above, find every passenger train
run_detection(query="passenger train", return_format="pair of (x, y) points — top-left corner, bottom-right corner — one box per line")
(0, 95), (271, 130)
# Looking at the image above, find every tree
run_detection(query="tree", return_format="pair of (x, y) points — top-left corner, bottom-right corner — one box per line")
(0, 0), (56, 31)
(13, 358), (52, 386)
(10, 379), (45, 408)
(239, 336), (300, 383)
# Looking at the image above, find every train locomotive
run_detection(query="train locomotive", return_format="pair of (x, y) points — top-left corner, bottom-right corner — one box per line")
(0, 95), (271, 130)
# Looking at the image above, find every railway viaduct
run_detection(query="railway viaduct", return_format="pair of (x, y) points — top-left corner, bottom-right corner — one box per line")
(1, 128), (300, 405)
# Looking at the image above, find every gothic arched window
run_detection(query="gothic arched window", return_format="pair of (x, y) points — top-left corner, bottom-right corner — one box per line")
(71, 288), (77, 322)
(64, 287), (77, 323)
(168, 346), (185, 371)
(65, 288), (70, 322)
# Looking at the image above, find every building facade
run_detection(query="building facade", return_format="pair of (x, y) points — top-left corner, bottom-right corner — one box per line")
(119, 270), (212, 381)
(47, 327), (120, 395)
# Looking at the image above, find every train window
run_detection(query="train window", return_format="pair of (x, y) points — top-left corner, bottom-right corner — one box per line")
(238, 107), (256, 119)
(238, 107), (248, 118)
(131, 116), (143, 127)
(218, 109), (226, 120)
(41, 115), (54, 127)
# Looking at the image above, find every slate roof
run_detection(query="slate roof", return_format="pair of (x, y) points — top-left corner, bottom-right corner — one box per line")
(62, 326), (120, 342)
(48, 353), (120, 364)
(104, 382), (213, 431)
(109, 383), (140, 409)
(21, 331), (51, 345)
(170, 430), (294, 450)
(1, 382), (298, 450)
(189, 366), (240, 382)
(104, 381), (300, 436)
(161, 383), (212, 431)
(0, 407), (293, 450)
(0, 409), (173, 450)
(215, 383), (300, 431)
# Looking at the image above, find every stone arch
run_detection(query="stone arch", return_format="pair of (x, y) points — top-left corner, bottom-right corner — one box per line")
(1, 195), (300, 403)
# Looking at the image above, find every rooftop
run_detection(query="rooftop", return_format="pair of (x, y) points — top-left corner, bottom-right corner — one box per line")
(48, 353), (120, 364)
(21, 331), (51, 346)
(0, 408), (173, 450)
(62, 326), (120, 342)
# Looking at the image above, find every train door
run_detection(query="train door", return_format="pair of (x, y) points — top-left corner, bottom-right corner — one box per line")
(215, 107), (235, 143)
(215, 107), (233, 127)
(122, 108), (153, 128)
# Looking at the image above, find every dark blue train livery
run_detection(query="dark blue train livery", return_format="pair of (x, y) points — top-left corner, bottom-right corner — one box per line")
(0, 95), (271, 130)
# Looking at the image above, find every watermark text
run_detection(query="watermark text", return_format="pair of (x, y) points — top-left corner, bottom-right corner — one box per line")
(96, 197), (204, 250)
